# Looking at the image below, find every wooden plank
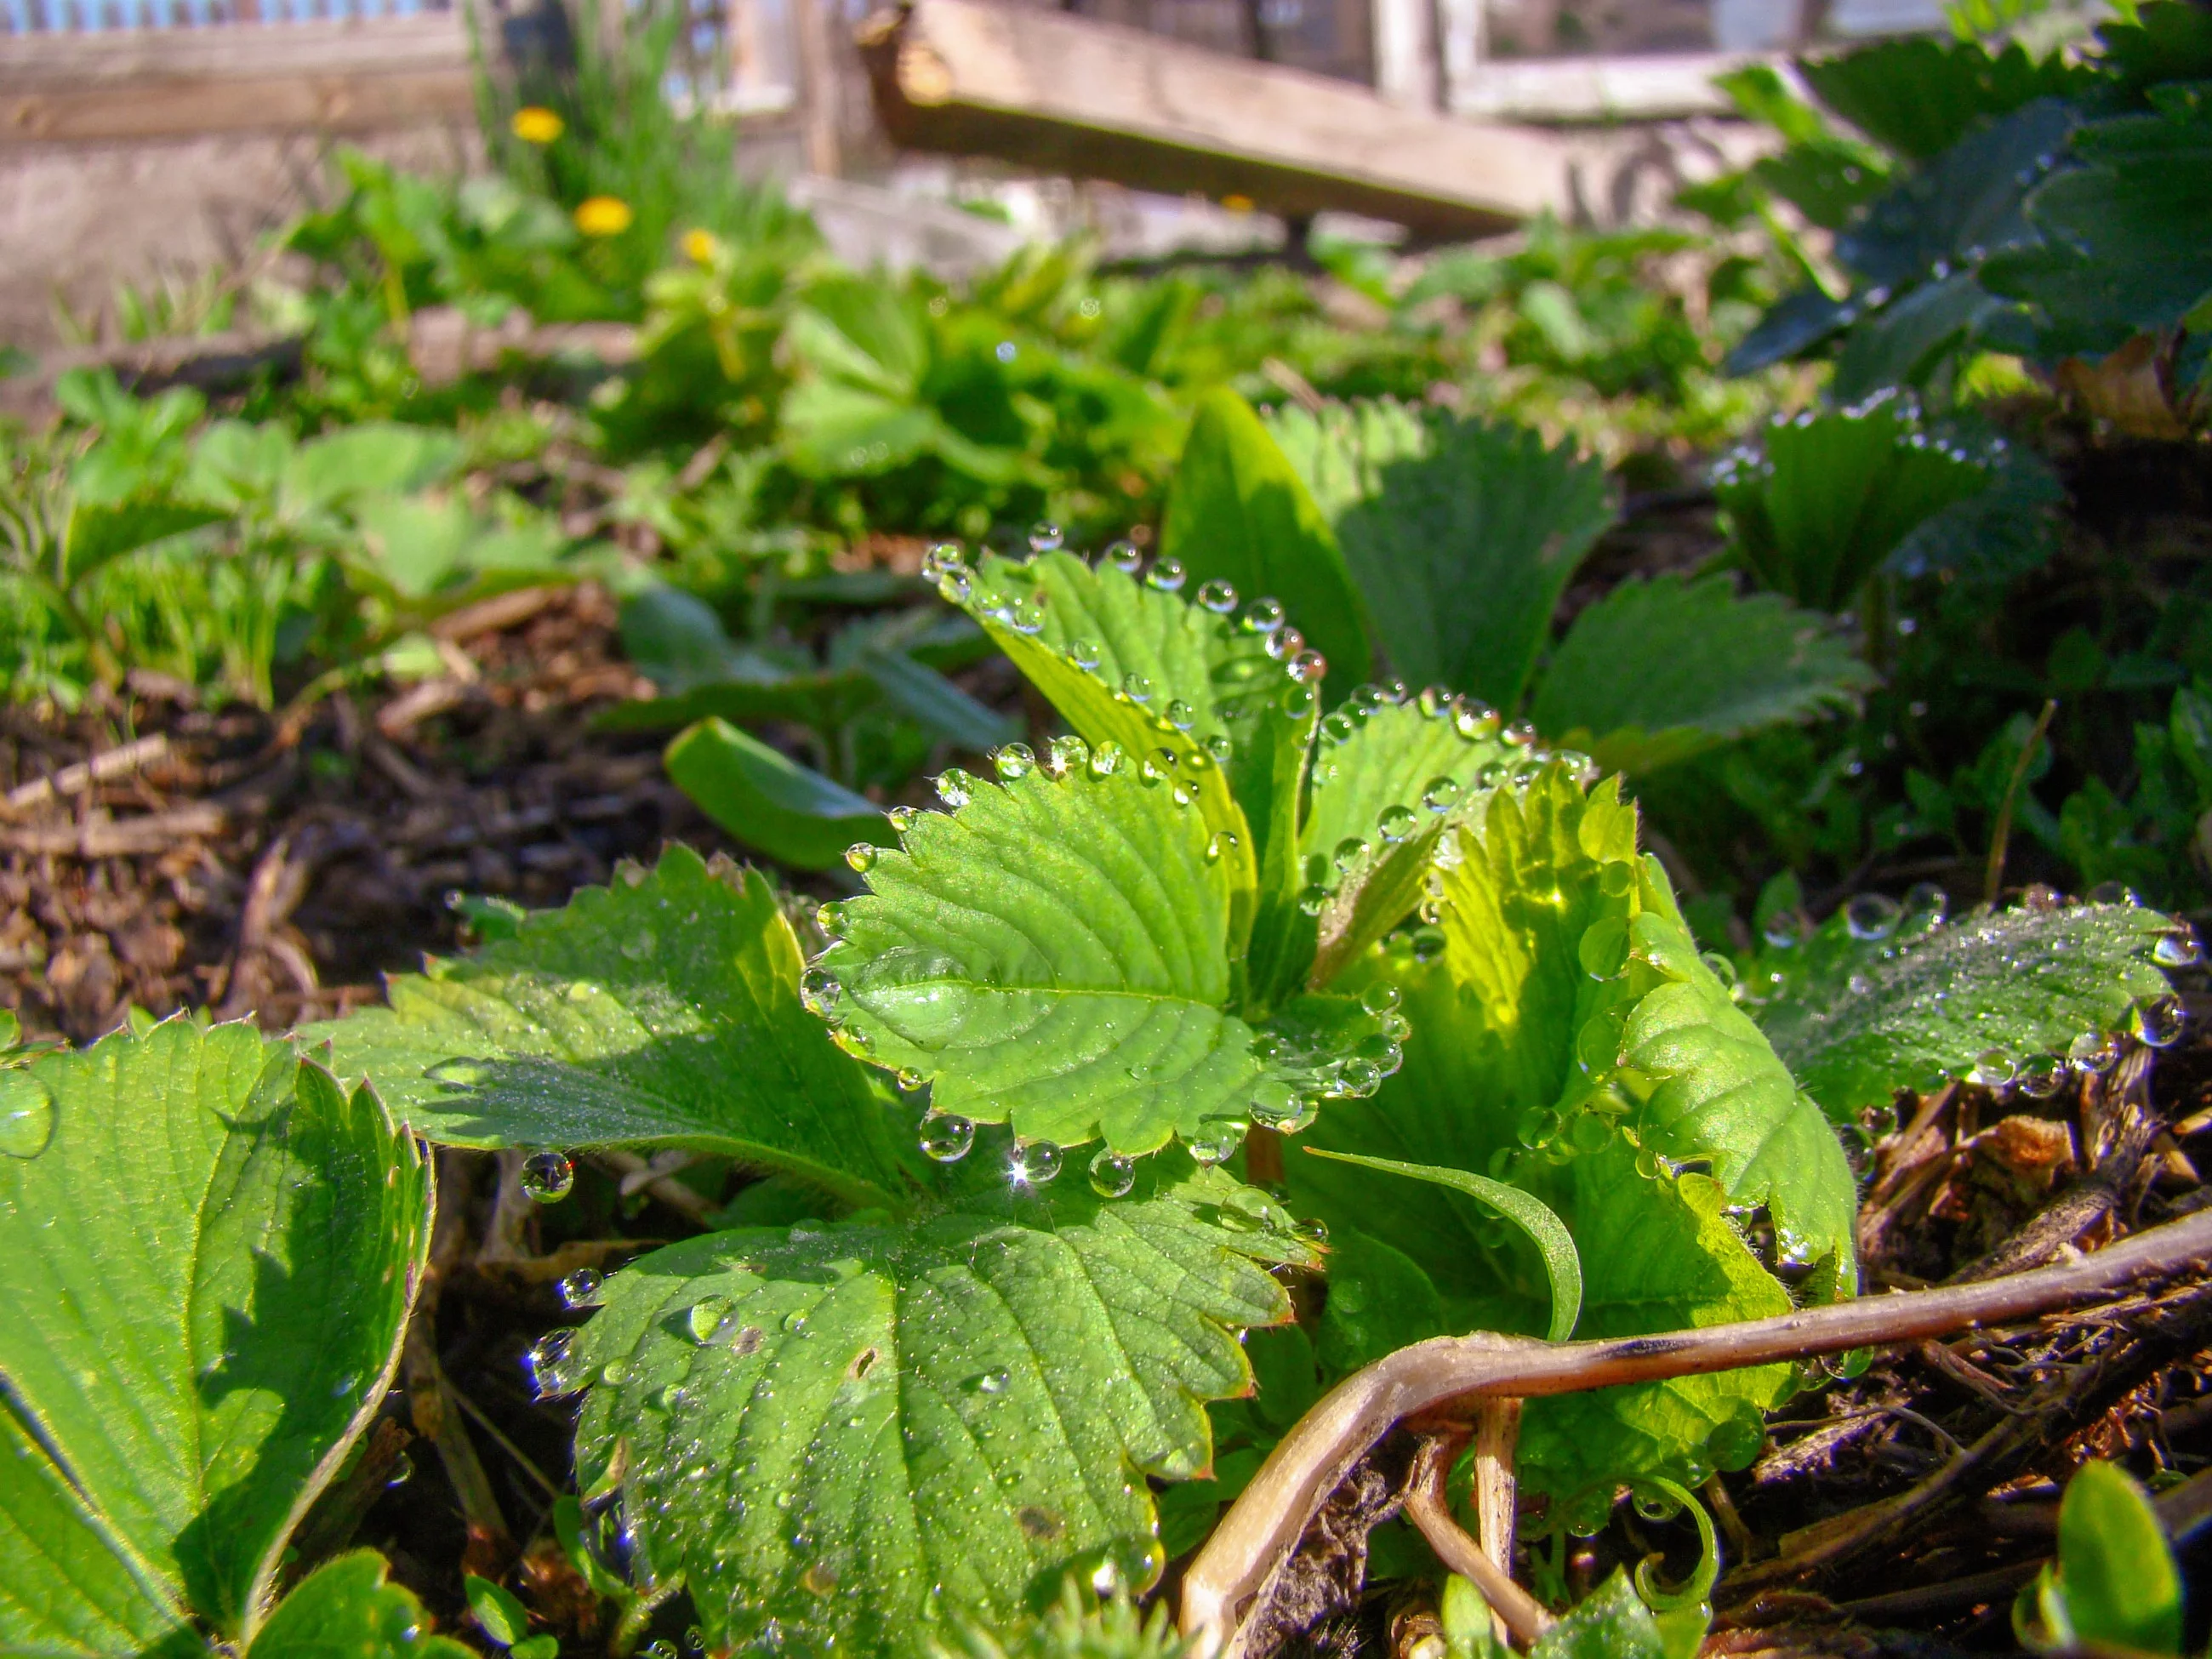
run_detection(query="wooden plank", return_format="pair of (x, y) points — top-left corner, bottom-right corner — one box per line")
(857, 0), (1569, 237)
(0, 14), (475, 145)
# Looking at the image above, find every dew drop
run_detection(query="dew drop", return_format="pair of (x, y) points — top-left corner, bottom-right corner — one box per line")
(934, 769), (976, 809)
(1240, 597), (1286, 634)
(1010, 1141), (1063, 1185)
(0, 1070), (54, 1159)
(1067, 637), (1102, 670)
(1970, 1048), (2016, 1088)
(1088, 1148), (1137, 1197)
(1333, 836), (1369, 873)
(2067, 1029), (2121, 1072)
(1089, 740), (1126, 778)
(888, 805), (918, 833)
(557, 1268), (605, 1310)
(1360, 982), (1402, 1016)
(2088, 881), (2141, 907)
(1762, 913), (1803, 950)
(1376, 804), (1417, 844)
(1048, 733), (1092, 774)
(920, 1115), (976, 1162)
(2155, 926), (2203, 969)
(1106, 539), (1143, 573)
(1121, 672), (1154, 705)
(844, 843), (879, 874)
(1901, 882), (1947, 932)
(1421, 777), (1461, 813)
(1196, 578), (1239, 613)
(993, 743), (1035, 781)
(2017, 1054), (2069, 1099)
(2135, 995), (2187, 1050)
(1029, 522), (1064, 553)
(800, 968), (841, 1018)
(1287, 649), (1327, 684)
(1189, 1120), (1246, 1166)
(1147, 558), (1188, 593)
(1296, 884), (1331, 916)
(1206, 830), (1239, 864)
(520, 1150), (574, 1204)
(815, 901), (849, 939)
(965, 1369), (1012, 1395)
(1844, 892), (1901, 942)
(689, 1296), (735, 1344)
(525, 1330), (582, 1398)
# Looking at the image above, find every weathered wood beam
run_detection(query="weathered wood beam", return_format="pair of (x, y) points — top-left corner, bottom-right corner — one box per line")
(0, 14), (476, 146)
(857, 0), (1571, 238)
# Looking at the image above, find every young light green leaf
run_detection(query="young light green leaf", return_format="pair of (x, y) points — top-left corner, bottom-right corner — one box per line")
(932, 1580), (1196, 1659)
(244, 1551), (473, 1659)
(1752, 894), (2183, 1120)
(665, 717), (894, 872)
(0, 1408), (195, 1659)
(818, 763), (1345, 1154)
(1619, 881), (1859, 1291)
(1285, 408), (1614, 710)
(1159, 387), (1371, 691)
(1714, 394), (1994, 611)
(1514, 1142), (1796, 1502)
(2025, 1461), (2183, 1656)
(1528, 1571), (1667, 1659)
(1299, 692), (1519, 988)
(1303, 1149), (1583, 1343)
(0, 1023), (430, 1642)
(1529, 574), (1874, 773)
(316, 847), (915, 1211)
(568, 1165), (1306, 1659)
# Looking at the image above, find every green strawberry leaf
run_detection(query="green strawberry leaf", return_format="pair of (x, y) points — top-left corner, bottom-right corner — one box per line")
(666, 717), (894, 873)
(245, 1551), (473, 1659)
(0, 1023), (430, 1643)
(0, 1407), (197, 1659)
(1299, 691), (1521, 989)
(2027, 1462), (2183, 1656)
(1159, 387), (1372, 692)
(1264, 398), (1429, 527)
(818, 762), (1357, 1155)
(939, 546), (1295, 903)
(1514, 1140), (1796, 1503)
(565, 1161), (1308, 1659)
(1714, 394), (1994, 612)
(1750, 892), (2184, 1120)
(316, 847), (915, 1213)
(1529, 1571), (1668, 1659)
(1528, 573), (1874, 773)
(1275, 405), (1615, 711)
(1303, 1149), (1583, 1343)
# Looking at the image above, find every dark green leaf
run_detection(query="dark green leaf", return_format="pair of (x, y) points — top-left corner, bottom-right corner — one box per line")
(1531, 573), (1873, 773)
(862, 649), (1023, 752)
(666, 717), (892, 871)
(1751, 893), (2181, 1120)
(1160, 388), (1371, 692)
(1798, 37), (2090, 162)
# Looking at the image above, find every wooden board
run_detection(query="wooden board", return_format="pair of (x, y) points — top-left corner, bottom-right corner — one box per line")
(0, 14), (474, 145)
(857, 0), (1571, 238)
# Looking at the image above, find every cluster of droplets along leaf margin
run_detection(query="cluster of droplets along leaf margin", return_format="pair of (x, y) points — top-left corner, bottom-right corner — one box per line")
(1744, 878), (2200, 1101)
(788, 531), (1599, 1183)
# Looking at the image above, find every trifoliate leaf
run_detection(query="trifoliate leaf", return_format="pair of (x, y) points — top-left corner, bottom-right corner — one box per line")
(1529, 574), (1873, 774)
(1304, 1149), (1582, 1343)
(1299, 692), (1519, 989)
(819, 762), (1350, 1154)
(1160, 388), (1373, 693)
(1713, 391), (1995, 612)
(245, 1551), (474, 1659)
(0, 1023), (430, 1644)
(666, 717), (893, 872)
(567, 1164), (1305, 1659)
(1751, 892), (2183, 1120)
(317, 847), (915, 1212)
(1514, 1141), (1795, 1503)
(1275, 407), (1614, 711)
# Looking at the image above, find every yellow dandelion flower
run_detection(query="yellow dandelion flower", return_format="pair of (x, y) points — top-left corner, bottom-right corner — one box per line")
(510, 105), (564, 145)
(1221, 193), (1255, 214)
(573, 196), (635, 237)
(681, 228), (720, 265)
